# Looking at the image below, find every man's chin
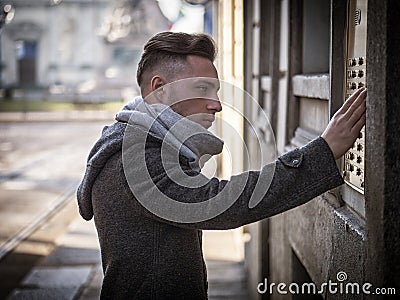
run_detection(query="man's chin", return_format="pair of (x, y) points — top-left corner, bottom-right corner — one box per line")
(202, 120), (214, 129)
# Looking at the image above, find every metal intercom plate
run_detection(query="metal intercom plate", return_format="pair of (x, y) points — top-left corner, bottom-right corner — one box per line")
(343, 0), (367, 193)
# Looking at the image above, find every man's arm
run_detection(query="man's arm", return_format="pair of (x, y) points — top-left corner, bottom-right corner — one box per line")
(122, 135), (342, 230)
(122, 88), (366, 229)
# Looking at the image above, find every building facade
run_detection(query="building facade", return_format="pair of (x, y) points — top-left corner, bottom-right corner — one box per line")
(217, 0), (400, 299)
(0, 0), (169, 100)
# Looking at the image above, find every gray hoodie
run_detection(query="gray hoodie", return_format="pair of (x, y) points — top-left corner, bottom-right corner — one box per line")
(77, 98), (344, 299)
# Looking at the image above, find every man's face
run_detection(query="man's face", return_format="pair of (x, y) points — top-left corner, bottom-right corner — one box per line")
(168, 55), (222, 129)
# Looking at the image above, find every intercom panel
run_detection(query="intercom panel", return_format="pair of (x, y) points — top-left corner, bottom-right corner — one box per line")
(343, 0), (367, 193)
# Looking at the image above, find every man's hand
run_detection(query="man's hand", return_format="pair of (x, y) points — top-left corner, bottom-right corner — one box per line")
(321, 88), (367, 159)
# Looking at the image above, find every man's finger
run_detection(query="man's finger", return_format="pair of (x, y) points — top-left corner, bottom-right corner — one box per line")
(351, 112), (366, 134)
(338, 87), (365, 114)
(346, 94), (366, 125)
(343, 89), (367, 120)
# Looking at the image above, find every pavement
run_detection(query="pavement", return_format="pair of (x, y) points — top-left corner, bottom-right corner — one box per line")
(0, 111), (117, 123)
(6, 207), (249, 300)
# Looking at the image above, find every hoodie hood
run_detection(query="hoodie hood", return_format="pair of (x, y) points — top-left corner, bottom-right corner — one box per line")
(77, 97), (223, 220)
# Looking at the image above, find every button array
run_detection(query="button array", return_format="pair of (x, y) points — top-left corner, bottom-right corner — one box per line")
(344, 56), (366, 192)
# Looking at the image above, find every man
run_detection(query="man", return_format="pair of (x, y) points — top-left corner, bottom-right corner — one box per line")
(77, 32), (366, 299)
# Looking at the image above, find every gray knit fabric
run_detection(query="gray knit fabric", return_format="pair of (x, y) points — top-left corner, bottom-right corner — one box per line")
(116, 97), (224, 171)
(77, 98), (344, 299)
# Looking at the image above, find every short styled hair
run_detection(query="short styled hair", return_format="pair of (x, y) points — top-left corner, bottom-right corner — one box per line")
(136, 31), (217, 88)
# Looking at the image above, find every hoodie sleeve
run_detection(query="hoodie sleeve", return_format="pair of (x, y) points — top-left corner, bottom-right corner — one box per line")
(121, 133), (344, 230)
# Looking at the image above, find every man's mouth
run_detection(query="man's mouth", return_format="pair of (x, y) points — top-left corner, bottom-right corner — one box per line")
(204, 115), (215, 123)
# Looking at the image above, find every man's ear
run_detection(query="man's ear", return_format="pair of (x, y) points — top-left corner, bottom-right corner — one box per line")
(149, 75), (169, 104)
(150, 75), (165, 93)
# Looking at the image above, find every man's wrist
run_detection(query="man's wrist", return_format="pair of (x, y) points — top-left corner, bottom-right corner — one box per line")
(320, 135), (339, 160)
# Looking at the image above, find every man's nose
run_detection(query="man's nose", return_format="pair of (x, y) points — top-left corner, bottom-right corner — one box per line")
(207, 99), (222, 112)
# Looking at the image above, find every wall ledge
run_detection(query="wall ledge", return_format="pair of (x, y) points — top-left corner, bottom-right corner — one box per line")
(292, 73), (330, 100)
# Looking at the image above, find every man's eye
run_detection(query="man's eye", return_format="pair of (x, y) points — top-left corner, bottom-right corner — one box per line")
(197, 86), (208, 92)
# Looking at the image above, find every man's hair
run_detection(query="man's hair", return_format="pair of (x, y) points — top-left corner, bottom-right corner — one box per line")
(136, 31), (217, 88)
